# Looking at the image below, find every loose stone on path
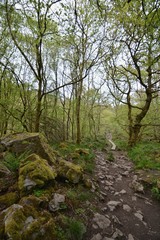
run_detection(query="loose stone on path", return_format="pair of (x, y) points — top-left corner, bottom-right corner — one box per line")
(92, 213), (111, 229)
(90, 150), (160, 240)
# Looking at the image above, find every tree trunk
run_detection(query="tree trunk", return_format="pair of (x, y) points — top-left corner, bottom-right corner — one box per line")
(128, 89), (152, 146)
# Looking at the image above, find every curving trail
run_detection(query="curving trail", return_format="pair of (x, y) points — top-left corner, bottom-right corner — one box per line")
(85, 150), (160, 240)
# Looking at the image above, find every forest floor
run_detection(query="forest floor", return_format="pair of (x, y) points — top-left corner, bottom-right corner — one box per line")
(84, 149), (160, 240)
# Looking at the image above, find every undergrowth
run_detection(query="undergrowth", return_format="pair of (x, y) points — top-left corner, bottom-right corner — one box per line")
(53, 141), (96, 173)
(3, 151), (30, 172)
(128, 142), (160, 170)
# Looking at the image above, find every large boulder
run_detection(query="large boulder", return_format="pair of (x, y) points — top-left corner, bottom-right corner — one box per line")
(18, 154), (57, 195)
(0, 132), (56, 165)
(57, 159), (83, 183)
(1, 203), (56, 240)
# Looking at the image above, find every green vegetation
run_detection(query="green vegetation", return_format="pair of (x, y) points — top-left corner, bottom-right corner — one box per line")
(106, 151), (114, 162)
(54, 142), (95, 174)
(66, 218), (86, 240)
(3, 152), (29, 172)
(151, 187), (160, 200)
(55, 217), (86, 240)
(66, 186), (94, 203)
(128, 142), (160, 170)
(33, 189), (45, 197)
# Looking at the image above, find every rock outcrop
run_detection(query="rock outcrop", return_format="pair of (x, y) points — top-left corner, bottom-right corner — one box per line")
(1, 204), (56, 240)
(57, 159), (83, 183)
(0, 132), (56, 165)
(0, 133), (91, 240)
(18, 154), (57, 195)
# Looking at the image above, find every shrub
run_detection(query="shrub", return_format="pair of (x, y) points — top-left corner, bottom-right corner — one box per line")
(67, 218), (86, 240)
(128, 142), (160, 170)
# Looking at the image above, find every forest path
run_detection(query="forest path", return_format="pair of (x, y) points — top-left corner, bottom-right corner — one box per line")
(85, 149), (160, 240)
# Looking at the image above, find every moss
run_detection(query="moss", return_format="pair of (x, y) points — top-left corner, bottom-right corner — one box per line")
(0, 192), (19, 209)
(18, 154), (57, 194)
(39, 133), (56, 164)
(23, 212), (56, 240)
(58, 160), (83, 183)
(69, 152), (80, 160)
(75, 148), (90, 155)
(3, 203), (56, 240)
(3, 204), (43, 239)
(0, 211), (5, 238)
(19, 195), (45, 209)
(4, 204), (26, 240)
(59, 142), (68, 149)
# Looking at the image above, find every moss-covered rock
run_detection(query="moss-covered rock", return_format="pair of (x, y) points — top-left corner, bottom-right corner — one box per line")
(82, 174), (93, 189)
(0, 192), (19, 210)
(19, 195), (49, 209)
(2, 204), (56, 240)
(18, 154), (57, 195)
(0, 162), (11, 178)
(75, 148), (90, 155)
(57, 160), (83, 183)
(59, 142), (68, 149)
(0, 132), (56, 165)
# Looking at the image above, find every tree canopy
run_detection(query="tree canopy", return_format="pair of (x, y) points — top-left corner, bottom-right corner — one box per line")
(0, 0), (160, 145)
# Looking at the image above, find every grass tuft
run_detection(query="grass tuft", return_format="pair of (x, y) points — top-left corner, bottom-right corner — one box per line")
(128, 142), (160, 170)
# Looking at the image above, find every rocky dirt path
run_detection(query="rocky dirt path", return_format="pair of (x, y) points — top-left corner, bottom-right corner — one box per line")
(85, 150), (160, 240)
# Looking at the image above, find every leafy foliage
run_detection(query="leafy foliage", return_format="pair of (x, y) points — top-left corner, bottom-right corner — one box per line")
(151, 187), (160, 201)
(128, 142), (160, 170)
(3, 151), (29, 172)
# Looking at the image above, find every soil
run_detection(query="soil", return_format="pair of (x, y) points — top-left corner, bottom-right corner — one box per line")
(84, 149), (160, 240)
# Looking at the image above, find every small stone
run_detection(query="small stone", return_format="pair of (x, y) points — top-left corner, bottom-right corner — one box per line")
(107, 201), (121, 211)
(24, 177), (36, 190)
(121, 171), (129, 176)
(128, 234), (134, 240)
(99, 176), (105, 180)
(106, 175), (113, 180)
(132, 196), (137, 201)
(119, 189), (126, 194)
(112, 215), (123, 225)
(114, 192), (119, 196)
(92, 224), (98, 229)
(134, 212), (143, 221)
(116, 175), (122, 181)
(93, 213), (111, 229)
(105, 180), (113, 186)
(101, 180), (105, 184)
(123, 204), (131, 212)
(49, 193), (65, 212)
(90, 233), (102, 240)
(102, 207), (108, 212)
(112, 228), (123, 238)
(133, 175), (138, 181)
(100, 191), (107, 197)
(132, 181), (144, 193)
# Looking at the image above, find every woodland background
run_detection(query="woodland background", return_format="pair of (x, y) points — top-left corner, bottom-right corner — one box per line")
(0, 0), (160, 147)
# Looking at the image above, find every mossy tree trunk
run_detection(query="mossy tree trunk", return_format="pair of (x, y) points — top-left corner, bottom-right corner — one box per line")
(128, 88), (152, 147)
